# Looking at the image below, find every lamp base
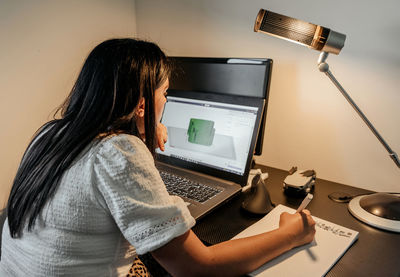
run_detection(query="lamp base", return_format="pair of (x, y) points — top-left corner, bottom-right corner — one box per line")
(348, 193), (400, 233)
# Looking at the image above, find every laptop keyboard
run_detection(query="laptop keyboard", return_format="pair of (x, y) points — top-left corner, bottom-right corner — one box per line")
(159, 170), (223, 203)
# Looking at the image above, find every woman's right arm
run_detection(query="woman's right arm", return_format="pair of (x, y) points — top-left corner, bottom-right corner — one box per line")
(151, 209), (316, 277)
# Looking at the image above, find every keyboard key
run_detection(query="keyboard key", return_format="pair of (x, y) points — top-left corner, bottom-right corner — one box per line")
(159, 171), (222, 203)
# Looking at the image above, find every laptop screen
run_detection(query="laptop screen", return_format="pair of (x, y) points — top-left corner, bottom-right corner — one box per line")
(156, 90), (264, 185)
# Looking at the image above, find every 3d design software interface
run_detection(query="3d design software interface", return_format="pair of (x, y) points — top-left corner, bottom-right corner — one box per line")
(157, 96), (258, 175)
(187, 118), (215, 146)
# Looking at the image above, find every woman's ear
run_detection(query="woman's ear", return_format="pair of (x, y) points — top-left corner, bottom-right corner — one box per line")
(135, 97), (145, 118)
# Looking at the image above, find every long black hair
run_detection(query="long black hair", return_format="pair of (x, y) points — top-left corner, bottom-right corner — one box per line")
(7, 38), (171, 238)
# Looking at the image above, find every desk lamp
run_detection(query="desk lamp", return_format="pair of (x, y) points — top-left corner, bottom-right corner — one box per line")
(254, 9), (400, 232)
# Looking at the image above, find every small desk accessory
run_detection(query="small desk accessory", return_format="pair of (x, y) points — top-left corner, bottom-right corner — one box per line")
(241, 172), (274, 215)
(283, 167), (315, 197)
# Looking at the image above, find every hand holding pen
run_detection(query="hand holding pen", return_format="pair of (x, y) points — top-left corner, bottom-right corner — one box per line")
(279, 193), (316, 248)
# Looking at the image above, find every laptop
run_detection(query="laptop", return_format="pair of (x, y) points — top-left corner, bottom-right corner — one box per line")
(155, 90), (265, 220)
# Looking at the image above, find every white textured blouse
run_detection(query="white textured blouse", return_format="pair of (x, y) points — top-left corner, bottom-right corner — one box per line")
(0, 134), (195, 276)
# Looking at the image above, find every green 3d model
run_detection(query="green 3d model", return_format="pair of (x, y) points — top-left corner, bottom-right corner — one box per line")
(187, 118), (215, 146)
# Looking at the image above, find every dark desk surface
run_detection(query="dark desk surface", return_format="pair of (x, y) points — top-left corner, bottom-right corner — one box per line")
(193, 165), (400, 277)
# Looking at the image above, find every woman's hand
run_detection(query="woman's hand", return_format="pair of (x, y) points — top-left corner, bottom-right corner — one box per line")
(279, 209), (316, 248)
(156, 123), (168, 151)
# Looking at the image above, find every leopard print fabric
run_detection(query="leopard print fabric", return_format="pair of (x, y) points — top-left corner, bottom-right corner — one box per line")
(126, 256), (152, 277)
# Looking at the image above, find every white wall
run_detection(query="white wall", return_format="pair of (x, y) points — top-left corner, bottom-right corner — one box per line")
(0, 0), (136, 208)
(135, 0), (400, 192)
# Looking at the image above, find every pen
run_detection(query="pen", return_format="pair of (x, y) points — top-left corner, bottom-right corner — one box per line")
(296, 193), (313, 213)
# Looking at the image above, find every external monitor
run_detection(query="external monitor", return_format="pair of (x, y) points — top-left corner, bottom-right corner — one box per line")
(168, 57), (273, 155)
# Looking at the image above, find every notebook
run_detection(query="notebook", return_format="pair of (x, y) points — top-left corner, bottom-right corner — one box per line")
(155, 90), (264, 220)
(233, 205), (359, 277)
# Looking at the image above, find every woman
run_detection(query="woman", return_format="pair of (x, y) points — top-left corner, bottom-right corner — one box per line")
(0, 38), (315, 276)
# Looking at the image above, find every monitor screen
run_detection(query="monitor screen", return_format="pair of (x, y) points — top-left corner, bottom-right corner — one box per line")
(156, 95), (259, 175)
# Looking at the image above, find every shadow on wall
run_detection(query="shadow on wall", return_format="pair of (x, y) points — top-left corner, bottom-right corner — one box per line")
(257, 60), (347, 178)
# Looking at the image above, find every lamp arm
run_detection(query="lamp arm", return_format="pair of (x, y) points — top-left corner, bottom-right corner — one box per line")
(318, 52), (400, 169)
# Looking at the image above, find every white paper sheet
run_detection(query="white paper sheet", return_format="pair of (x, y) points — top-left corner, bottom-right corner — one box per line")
(232, 204), (359, 277)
